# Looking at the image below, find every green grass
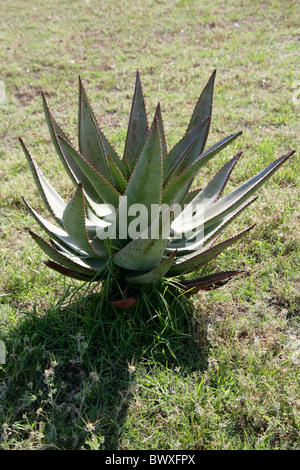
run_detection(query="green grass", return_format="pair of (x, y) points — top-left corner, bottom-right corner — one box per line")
(0, 0), (299, 450)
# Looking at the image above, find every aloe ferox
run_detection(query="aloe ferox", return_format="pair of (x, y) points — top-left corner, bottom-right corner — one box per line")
(20, 70), (294, 307)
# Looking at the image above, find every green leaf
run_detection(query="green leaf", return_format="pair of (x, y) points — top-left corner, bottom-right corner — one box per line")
(182, 188), (202, 205)
(168, 225), (255, 275)
(19, 138), (66, 227)
(42, 92), (101, 201)
(106, 154), (127, 194)
(196, 152), (242, 204)
(162, 131), (242, 205)
(178, 118), (210, 172)
(77, 79), (126, 176)
(163, 70), (216, 189)
(179, 270), (243, 295)
(62, 183), (108, 257)
(23, 196), (88, 257)
(113, 206), (174, 272)
(123, 70), (148, 170)
(113, 235), (166, 272)
(167, 196), (258, 254)
(58, 136), (121, 208)
(204, 150), (295, 226)
(122, 116), (162, 206)
(43, 259), (97, 281)
(29, 231), (104, 277)
(85, 197), (115, 222)
(79, 78), (113, 181)
(186, 69), (216, 133)
(124, 250), (177, 284)
(50, 238), (108, 271)
(42, 92), (75, 180)
(175, 150), (295, 234)
(154, 102), (167, 157)
(171, 152), (242, 235)
(91, 118), (126, 178)
(117, 116), (162, 232)
(163, 118), (210, 184)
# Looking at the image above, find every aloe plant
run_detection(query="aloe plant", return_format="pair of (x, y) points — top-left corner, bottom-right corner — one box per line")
(20, 70), (294, 307)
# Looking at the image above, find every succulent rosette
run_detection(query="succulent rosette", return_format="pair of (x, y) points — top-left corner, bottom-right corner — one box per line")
(20, 71), (294, 306)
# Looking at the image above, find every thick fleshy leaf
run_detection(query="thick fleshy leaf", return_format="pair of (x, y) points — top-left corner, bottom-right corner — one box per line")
(124, 250), (177, 285)
(89, 114), (125, 188)
(23, 197), (89, 257)
(58, 136), (121, 207)
(19, 138), (66, 226)
(173, 150), (295, 234)
(29, 231), (103, 277)
(182, 188), (202, 205)
(167, 196), (258, 254)
(62, 183), (108, 256)
(84, 197), (115, 222)
(194, 152), (242, 205)
(123, 70), (148, 170)
(163, 70), (216, 190)
(163, 118), (210, 184)
(91, 119), (126, 178)
(106, 154), (127, 194)
(203, 150), (295, 226)
(49, 238), (108, 272)
(114, 206), (174, 272)
(113, 235), (166, 272)
(154, 102), (167, 157)
(170, 118), (212, 181)
(162, 131), (242, 205)
(168, 225), (255, 275)
(173, 181), (194, 206)
(80, 99), (118, 188)
(201, 195), (257, 245)
(42, 92), (101, 199)
(78, 77), (111, 180)
(122, 117), (162, 204)
(186, 69), (216, 133)
(42, 92), (76, 182)
(44, 260), (96, 281)
(117, 118), (163, 238)
(77, 78), (126, 174)
(179, 270), (243, 296)
(171, 152), (242, 234)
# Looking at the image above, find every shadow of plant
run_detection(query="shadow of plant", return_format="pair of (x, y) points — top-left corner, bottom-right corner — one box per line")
(0, 284), (210, 450)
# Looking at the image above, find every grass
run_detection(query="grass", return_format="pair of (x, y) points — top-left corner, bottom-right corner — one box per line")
(0, 0), (299, 450)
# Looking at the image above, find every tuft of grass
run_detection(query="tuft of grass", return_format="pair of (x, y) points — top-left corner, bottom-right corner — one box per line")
(0, 281), (201, 450)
